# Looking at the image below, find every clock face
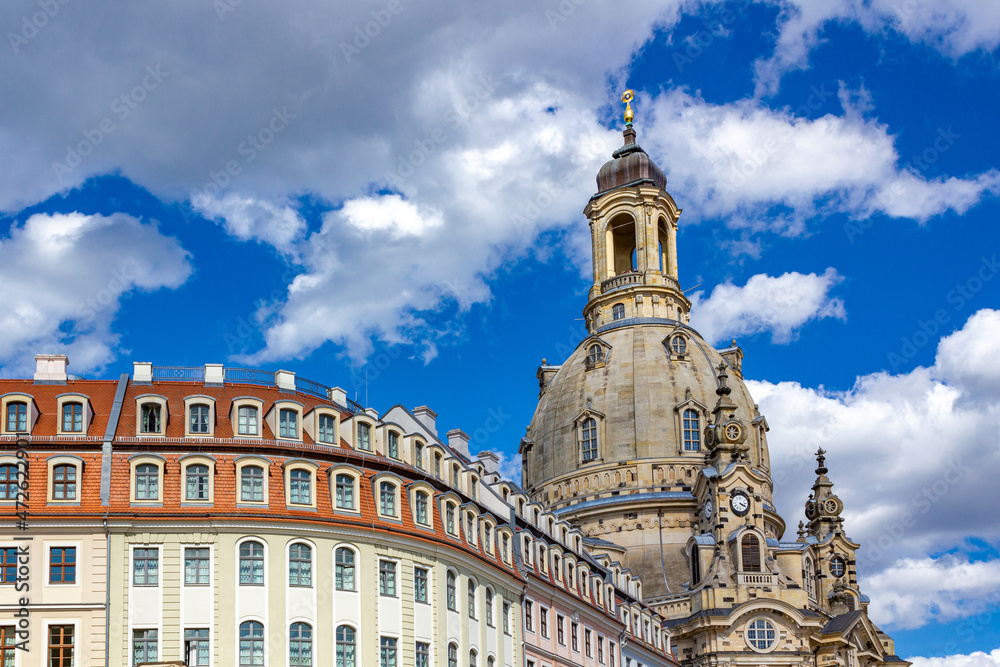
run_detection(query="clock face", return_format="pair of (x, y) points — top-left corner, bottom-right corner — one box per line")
(805, 504), (816, 518)
(726, 424), (740, 440)
(704, 500), (714, 520)
(830, 556), (846, 578)
(824, 498), (839, 514)
(730, 491), (750, 516)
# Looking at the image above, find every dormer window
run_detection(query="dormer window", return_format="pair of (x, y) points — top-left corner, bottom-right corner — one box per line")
(445, 502), (457, 535)
(141, 404), (161, 434)
(237, 405), (259, 436)
(289, 469), (311, 505)
(414, 490), (430, 525)
(588, 345), (604, 365)
(61, 403), (83, 432)
(670, 335), (687, 355)
(318, 414), (336, 444)
(189, 405), (210, 434)
(357, 422), (371, 451)
(415, 442), (424, 468)
(379, 481), (397, 517)
(387, 431), (399, 459)
(280, 409), (299, 438)
(5, 402), (26, 433)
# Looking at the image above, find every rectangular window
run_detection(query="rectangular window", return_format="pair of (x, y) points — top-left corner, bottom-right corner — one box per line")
(524, 600), (533, 632)
(598, 636), (605, 664)
(503, 602), (511, 635)
(289, 469), (311, 505)
(135, 464), (159, 501)
(189, 404), (210, 434)
(62, 403), (83, 432)
(380, 637), (397, 667)
(357, 422), (371, 450)
(446, 504), (456, 534)
(48, 625), (73, 667)
(434, 453), (441, 478)
(335, 474), (355, 510)
(387, 432), (399, 459)
(585, 629), (592, 658)
(415, 641), (430, 667)
(49, 547), (76, 584)
(0, 548), (15, 583)
(133, 629), (158, 665)
(237, 405), (258, 435)
(415, 492), (428, 524)
(414, 442), (423, 467)
(133, 548), (159, 586)
(184, 628), (210, 666)
(140, 404), (161, 434)
(184, 547), (210, 586)
(414, 566), (428, 603)
(557, 614), (565, 645)
(240, 465), (264, 502)
(540, 606), (548, 638)
(609, 640), (616, 667)
(317, 414), (335, 444)
(288, 544), (312, 587)
(6, 403), (26, 432)
(185, 464), (210, 501)
(571, 622), (579, 651)
(379, 481), (395, 516)
(0, 626), (15, 666)
(335, 548), (355, 591)
(52, 464), (76, 500)
(379, 560), (396, 596)
(280, 409), (298, 438)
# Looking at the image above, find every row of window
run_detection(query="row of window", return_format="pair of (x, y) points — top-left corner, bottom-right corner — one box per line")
(1, 546), (76, 584)
(0, 625), (73, 667)
(574, 408), (702, 465)
(524, 600), (616, 666)
(4, 400), (82, 433)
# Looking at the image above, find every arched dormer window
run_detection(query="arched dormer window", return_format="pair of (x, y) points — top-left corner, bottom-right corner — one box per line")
(387, 431), (400, 459)
(356, 421), (372, 451)
(612, 303), (625, 321)
(741, 534), (762, 572)
(670, 335), (687, 355)
(279, 408), (299, 439)
(332, 469), (359, 512)
(4, 401), (27, 433)
(682, 409), (700, 451)
(61, 402), (83, 433)
(580, 418), (598, 462)
(588, 345), (604, 367)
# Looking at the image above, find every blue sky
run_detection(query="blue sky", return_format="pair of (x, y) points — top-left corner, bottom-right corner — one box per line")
(2, 1), (1000, 661)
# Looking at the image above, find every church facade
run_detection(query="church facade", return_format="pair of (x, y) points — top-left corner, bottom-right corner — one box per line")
(520, 111), (908, 667)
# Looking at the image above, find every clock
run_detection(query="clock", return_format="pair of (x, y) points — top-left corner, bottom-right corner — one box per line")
(730, 491), (750, 516)
(830, 555), (846, 578)
(726, 424), (741, 441)
(824, 498), (839, 515)
(704, 500), (714, 520)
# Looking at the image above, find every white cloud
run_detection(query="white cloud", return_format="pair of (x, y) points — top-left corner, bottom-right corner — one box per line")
(689, 268), (845, 344)
(866, 555), (1000, 630)
(191, 193), (306, 255)
(640, 89), (1000, 231)
(748, 308), (1000, 630)
(754, 0), (1000, 96)
(0, 212), (192, 376)
(909, 649), (1000, 667)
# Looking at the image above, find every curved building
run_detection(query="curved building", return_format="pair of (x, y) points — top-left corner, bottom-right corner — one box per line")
(521, 121), (908, 666)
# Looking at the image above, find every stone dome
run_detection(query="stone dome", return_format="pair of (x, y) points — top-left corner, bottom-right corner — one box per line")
(524, 320), (769, 496)
(595, 126), (667, 195)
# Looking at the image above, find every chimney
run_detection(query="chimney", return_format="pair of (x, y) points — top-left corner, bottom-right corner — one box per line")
(328, 386), (348, 407)
(34, 354), (69, 383)
(447, 429), (470, 459)
(477, 450), (501, 475)
(275, 369), (296, 392)
(413, 406), (437, 436)
(204, 363), (224, 385)
(133, 362), (152, 383)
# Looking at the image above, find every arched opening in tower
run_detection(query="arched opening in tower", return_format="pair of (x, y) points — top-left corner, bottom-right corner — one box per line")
(608, 213), (637, 276)
(657, 216), (670, 275)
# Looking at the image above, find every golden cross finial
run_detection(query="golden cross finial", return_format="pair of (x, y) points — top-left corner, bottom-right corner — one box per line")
(621, 89), (634, 125)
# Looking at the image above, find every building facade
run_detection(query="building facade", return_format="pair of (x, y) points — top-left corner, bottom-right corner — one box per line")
(521, 119), (908, 666)
(0, 354), (677, 667)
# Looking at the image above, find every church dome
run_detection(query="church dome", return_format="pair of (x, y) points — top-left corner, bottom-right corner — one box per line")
(595, 126), (667, 194)
(524, 320), (768, 499)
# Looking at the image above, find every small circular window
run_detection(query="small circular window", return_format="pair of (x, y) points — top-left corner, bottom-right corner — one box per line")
(830, 555), (846, 578)
(671, 335), (687, 355)
(745, 618), (776, 651)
